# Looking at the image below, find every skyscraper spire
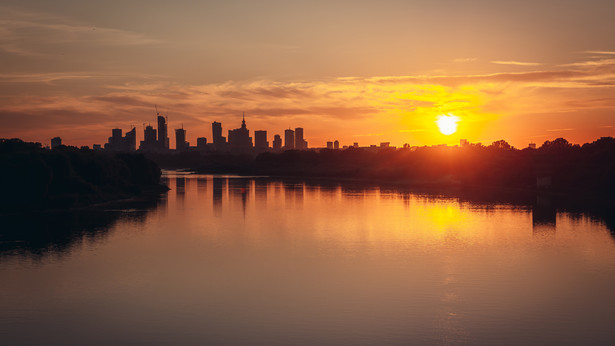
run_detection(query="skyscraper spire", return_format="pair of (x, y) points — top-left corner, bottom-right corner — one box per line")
(241, 112), (246, 128)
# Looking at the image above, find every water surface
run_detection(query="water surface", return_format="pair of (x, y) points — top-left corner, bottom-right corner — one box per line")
(2, 174), (615, 345)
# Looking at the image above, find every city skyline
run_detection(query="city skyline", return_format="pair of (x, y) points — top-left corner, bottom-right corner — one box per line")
(1, 1), (615, 148)
(97, 112), (317, 152)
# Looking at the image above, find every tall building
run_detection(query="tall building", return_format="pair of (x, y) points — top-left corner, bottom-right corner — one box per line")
(139, 125), (158, 151)
(51, 137), (62, 149)
(284, 129), (295, 150)
(254, 130), (268, 149)
(111, 128), (122, 147)
(106, 127), (136, 151)
(327, 141), (333, 149)
(197, 137), (207, 149)
(157, 115), (169, 150)
(212, 121), (226, 149)
(334, 140), (339, 149)
(273, 134), (282, 150)
(175, 127), (188, 151)
(227, 113), (253, 150)
(294, 127), (307, 150)
(125, 127), (136, 151)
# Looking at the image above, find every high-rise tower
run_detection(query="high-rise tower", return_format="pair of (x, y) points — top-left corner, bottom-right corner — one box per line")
(284, 129), (295, 150)
(157, 115), (169, 150)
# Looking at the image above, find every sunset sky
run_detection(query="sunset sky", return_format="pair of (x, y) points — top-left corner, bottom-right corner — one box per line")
(1, 0), (615, 148)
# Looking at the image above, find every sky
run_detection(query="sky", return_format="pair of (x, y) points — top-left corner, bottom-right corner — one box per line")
(1, 0), (615, 148)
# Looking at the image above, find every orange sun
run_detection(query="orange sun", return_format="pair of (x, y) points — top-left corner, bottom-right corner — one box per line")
(436, 114), (460, 135)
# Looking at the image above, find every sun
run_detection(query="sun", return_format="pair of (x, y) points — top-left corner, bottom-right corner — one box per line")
(436, 114), (460, 135)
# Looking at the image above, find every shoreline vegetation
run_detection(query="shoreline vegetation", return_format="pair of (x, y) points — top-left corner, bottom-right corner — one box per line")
(149, 137), (615, 203)
(0, 139), (167, 213)
(3, 136), (615, 215)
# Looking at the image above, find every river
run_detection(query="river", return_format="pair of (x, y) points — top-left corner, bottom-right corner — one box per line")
(2, 173), (615, 345)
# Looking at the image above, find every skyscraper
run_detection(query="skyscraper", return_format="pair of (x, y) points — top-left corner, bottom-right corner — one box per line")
(111, 128), (122, 147)
(327, 141), (333, 149)
(284, 129), (295, 150)
(254, 130), (268, 149)
(227, 113), (253, 150)
(212, 121), (226, 149)
(334, 140), (339, 149)
(273, 134), (282, 150)
(175, 127), (188, 151)
(125, 127), (136, 151)
(294, 127), (307, 150)
(157, 115), (169, 150)
(139, 125), (158, 151)
(106, 127), (136, 151)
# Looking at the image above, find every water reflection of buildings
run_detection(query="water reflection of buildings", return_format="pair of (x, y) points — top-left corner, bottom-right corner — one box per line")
(197, 177), (207, 195)
(175, 177), (186, 206)
(284, 182), (304, 209)
(229, 178), (250, 217)
(532, 195), (557, 235)
(212, 177), (225, 216)
(254, 179), (268, 202)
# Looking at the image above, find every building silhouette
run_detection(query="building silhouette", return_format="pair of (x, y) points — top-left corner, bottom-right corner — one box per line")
(105, 127), (136, 151)
(284, 129), (295, 150)
(273, 134), (282, 150)
(228, 114), (253, 150)
(197, 137), (207, 150)
(175, 127), (188, 151)
(334, 140), (339, 149)
(327, 141), (333, 149)
(157, 115), (169, 150)
(254, 130), (268, 149)
(51, 137), (62, 149)
(212, 121), (226, 150)
(294, 127), (307, 150)
(139, 125), (158, 151)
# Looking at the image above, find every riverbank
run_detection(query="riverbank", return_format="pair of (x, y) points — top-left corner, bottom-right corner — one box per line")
(0, 139), (168, 213)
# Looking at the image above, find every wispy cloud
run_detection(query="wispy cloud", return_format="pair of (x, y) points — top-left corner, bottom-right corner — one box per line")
(561, 58), (615, 67)
(353, 133), (384, 137)
(454, 58), (477, 63)
(491, 61), (543, 66)
(545, 128), (574, 132)
(2, 56), (615, 147)
(0, 5), (161, 57)
(584, 51), (615, 55)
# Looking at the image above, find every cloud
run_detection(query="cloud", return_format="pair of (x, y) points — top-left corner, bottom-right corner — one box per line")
(545, 128), (574, 132)
(0, 5), (161, 57)
(491, 61), (543, 66)
(353, 133), (384, 137)
(560, 58), (615, 67)
(3, 54), (615, 147)
(454, 58), (477, 63)
(584, 51), (615, 55)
